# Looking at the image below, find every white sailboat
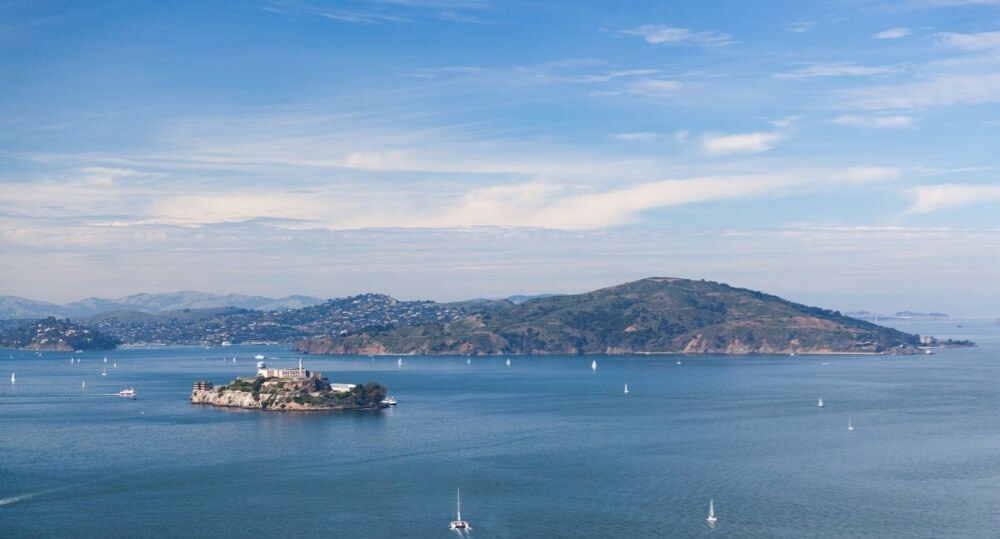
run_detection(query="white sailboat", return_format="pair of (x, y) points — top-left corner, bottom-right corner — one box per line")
(397, 358), (403, 367)
(10, 372), (14, 383)
(591, 360), (597, 370)
(707, 498), (717, 524)
(101, 364), (107, 376)
(624, 383), (629, 395)
(82, 381), (85, 389)
(449, 488), (470, 530)
(817, 397), (824, 408)
(103, 357), (107, 363)
(505, 358), (511, 366)
(848, 417), (854, 431)
(467, 358), (471, 365)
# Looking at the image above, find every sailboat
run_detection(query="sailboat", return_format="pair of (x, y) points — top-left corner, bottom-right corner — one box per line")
(101, 364), (107, 376)
(397, 358), (403, 367)
(449, 488), (470, 530)
(707, 498), (717, 524)
(505, 358), (511, 366)
(817, 397), (824, 408)
(70, 357), (74, 364)
(113, 362), (117, 369)
(591, 360), (597, 370)
(103, 357), (107, 363)
(624, 383), (629, 395)
(10, 372), (14, 383)
(848, 417), (855, 431)
(82, 381), (86, 389)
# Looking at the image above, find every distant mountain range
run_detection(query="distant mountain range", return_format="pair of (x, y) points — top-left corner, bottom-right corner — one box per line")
(0, 292), (326, 320)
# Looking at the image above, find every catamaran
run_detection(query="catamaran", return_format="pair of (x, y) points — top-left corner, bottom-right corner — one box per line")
(707, 498), (717, 524)
(449, 488), (470, 530)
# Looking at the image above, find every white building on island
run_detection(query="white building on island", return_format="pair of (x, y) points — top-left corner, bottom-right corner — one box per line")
(254, 357), (356, 392)
(257, 357), (309, 379)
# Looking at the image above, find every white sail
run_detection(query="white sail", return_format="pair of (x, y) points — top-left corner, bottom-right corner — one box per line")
(397, 358), (403, 367)
(591, 360), (597, 370)
(707, 498), (717, 523)
(506, 358), (511, 366)
(624, 383), (629, 394)
(10, 372), (14, 383)
(817, 397), (824, 407)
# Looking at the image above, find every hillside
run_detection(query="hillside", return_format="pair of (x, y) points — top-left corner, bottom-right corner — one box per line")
(0, 317), (120, 351)
(294, 277), (922, 356)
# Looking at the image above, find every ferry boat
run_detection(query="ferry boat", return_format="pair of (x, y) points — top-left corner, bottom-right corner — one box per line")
(383, 396), (397, 406)
(118, 388), (137, 398)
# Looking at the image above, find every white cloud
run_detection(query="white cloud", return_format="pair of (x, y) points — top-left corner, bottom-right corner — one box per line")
(788, 21), (816, 33)
(621, 25), (734, 46)
(832, 114), (915, 128)
(591, 78), (683, 97)
(874, 28), (910, 39)
(846, 73), (1000, 109)
(700, 132), (783, 156)
(937, 31), (1000, 50)
(613, 132), (657, 141)
(905, 183), (1000, 214)
(840, 167), (901, 183)
(775, 62), (897, 79)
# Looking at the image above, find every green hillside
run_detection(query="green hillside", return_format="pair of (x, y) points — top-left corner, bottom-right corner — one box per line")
(294, 277), (921, 355)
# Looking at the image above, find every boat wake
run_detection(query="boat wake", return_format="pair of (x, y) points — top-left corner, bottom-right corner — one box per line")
(0, 487), (63, 507)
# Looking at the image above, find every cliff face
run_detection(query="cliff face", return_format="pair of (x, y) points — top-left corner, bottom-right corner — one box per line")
(294, 277), (923, 356)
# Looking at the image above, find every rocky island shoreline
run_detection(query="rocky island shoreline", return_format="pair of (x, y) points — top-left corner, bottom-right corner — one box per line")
(191, 359), (388, 412)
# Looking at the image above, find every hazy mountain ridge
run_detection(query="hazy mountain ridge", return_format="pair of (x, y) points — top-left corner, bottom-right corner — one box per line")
(295, 277), (923, 356)
(0, 292), (325, 320)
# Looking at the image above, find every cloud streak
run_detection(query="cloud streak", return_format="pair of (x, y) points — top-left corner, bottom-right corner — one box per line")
(906, 183), (1000, 214)
(700, 132), (783, 155)
(621, 25), (735, 47)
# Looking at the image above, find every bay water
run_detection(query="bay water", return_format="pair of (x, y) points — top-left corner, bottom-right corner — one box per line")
(2, 319), (999, 537)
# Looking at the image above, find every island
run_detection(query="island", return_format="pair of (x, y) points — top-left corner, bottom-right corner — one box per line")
(191, 359), (388, 411)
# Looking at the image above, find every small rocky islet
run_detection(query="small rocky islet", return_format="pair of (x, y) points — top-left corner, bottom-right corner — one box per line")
(191, 359), (388, 412)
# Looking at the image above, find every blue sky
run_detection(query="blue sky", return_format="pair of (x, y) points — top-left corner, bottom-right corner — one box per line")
(2, 0), (1000, 315)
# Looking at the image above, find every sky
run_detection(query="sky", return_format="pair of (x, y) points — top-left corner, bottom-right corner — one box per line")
(2, 0), (1000, 316)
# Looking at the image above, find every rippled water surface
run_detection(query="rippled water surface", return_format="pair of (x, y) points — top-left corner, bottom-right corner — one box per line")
(2, 320), (999, 537)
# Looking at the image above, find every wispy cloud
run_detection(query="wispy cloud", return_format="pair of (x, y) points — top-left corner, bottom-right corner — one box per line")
(874, 27), (911, 39)
(905, 183), (1000, 214)
(937, 31), (1000, 50)
(621, 25), (735, 47)
(846, 73), (1000, 109)
(775, 62), (897, 79)
(700, 132), (783, 156)
(832, 114), (915, 128)
(613, 132), (657, 141)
